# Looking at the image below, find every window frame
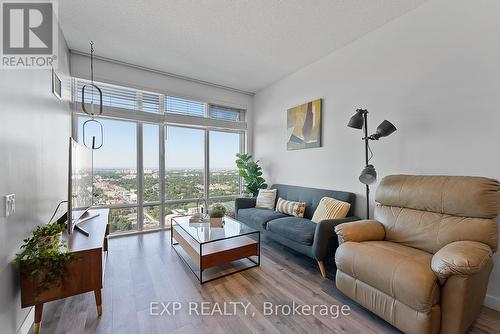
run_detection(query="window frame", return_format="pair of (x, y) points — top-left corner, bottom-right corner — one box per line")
(71, 78), (247, 235)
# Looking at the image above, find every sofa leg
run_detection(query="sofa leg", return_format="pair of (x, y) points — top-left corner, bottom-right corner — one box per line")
(317, 260), (327, 278)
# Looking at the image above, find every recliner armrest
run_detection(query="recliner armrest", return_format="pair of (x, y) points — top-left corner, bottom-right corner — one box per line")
(311, 216), (360, 260)
(431, 241), (493, 282)
(334, 220), (385, 244)
(234, 197), (256, 218)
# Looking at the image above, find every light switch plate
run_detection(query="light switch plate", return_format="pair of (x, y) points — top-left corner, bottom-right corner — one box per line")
(5, 194), (15, 217)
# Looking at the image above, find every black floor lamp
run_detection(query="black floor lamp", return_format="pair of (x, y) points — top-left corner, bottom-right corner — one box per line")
(347, 109), (397, 219)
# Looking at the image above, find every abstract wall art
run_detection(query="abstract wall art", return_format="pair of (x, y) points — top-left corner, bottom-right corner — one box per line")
(287, 98), (322, 150)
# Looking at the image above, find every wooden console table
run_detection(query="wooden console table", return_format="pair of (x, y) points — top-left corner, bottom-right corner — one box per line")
(20, 208), (109, 334)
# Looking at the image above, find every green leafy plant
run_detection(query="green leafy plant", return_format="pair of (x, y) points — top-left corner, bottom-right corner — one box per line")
(12, 221), (73, 295)
(235, 153), (268, 196)
(209, 203), (226, 218)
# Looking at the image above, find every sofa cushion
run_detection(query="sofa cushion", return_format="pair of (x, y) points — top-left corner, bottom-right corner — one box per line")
(256, 189), (277, 209)
(336, 241), (440, 312)
(275, 197), (306, 217)
(237, 208), (287, 229)
(266, 217), (317, 246)
(311, 197), (351, 223)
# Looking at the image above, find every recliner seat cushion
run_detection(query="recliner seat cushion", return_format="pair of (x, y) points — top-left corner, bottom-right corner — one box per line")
(237, 208), (287, 229)
(335, 241), (440, 312)
(266, 217), (317, 245)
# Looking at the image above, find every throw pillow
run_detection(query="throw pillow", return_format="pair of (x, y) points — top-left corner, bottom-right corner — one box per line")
(311, 197), (351, 223)
(255, 189), (277, 209)
(275, 197), (306, 218)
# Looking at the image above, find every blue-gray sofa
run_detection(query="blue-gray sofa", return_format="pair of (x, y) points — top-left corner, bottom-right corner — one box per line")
(235, 184), (358, 278)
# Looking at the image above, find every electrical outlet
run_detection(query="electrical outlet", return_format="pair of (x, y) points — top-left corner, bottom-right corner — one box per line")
(5, 194), (15, 217)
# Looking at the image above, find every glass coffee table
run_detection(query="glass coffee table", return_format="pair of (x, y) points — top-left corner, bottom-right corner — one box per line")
(170, 215), (260, 283)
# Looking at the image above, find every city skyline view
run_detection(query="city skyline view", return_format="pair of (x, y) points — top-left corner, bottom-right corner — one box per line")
(78, 117), (241, 169)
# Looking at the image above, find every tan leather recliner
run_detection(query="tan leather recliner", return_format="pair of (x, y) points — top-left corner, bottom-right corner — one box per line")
(334, 175), (499, 334)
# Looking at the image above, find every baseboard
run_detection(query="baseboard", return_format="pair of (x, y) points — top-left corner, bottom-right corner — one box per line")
(484, 294), (500, 311)
(17, 306), (34, 334)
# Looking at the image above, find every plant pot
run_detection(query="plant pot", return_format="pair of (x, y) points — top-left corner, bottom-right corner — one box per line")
(209, 217), (224, 227)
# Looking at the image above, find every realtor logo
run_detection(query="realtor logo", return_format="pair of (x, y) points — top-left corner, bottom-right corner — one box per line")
(1, 1), (58, 69)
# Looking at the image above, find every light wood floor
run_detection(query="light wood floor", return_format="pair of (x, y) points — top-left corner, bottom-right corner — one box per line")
(39, 231), (500, 334)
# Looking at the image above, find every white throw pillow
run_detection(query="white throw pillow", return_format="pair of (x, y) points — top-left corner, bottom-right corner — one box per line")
(255, 189), (277, 209)
(311, 197), (351, 223)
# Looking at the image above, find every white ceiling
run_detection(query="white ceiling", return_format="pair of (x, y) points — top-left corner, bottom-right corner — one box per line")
(59, 0), (427, 94)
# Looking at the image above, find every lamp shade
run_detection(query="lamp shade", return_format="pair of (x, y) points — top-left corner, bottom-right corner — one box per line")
(359, 164), (377, 185)
(371, 120), (397, 140)
(347, 109), (366, 129)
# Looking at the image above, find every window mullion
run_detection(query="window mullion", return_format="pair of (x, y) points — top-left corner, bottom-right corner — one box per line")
(240, 131), (245, 195)
(159, 125), (165, 228)
(137, 122), (144, 230)
(159, 94), (166, 227)
(136, 86), (144, 229)
(204, 129), (209, 210)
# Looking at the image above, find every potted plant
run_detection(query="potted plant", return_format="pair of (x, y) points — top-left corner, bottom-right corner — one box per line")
(208, 203), (226, 227)
(235, 153), (268, 197)
(12, 221), (73, 296)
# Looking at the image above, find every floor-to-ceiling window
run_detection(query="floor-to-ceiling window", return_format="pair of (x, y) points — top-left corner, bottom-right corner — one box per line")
(164, 126), (205, 224)
(209, 130), (242, 206)
(77, 117), (138, 233)
(73, 79), (246, 234)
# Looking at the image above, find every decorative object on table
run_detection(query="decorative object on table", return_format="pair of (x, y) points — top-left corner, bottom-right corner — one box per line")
(189, 196), (208, 224)
(235, 153), (268, 196)
(255, 189), (277, 209)
(287, 98), (322, 150)
(275, 197), (306, 218)
(11, 221), (73, 295)
(208, 203), (226, 227)
(81, 41), (104, 150)
(347, 109), (397, 219)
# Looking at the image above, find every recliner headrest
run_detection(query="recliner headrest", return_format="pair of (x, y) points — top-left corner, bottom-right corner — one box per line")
(375, 175), (500, 219)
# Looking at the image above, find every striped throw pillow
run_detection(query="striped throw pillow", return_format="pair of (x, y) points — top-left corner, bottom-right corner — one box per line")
(255, 189), (277, 209)
(311, 197), (351, 223)
(275, 198), (306, 218)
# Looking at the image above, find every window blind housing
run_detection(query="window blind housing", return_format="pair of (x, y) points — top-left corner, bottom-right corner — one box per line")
(209, 105), (242, 121)
(76, 80), (139, 111)
(165, 96), (205, 117)
(73, 78), (246, 129)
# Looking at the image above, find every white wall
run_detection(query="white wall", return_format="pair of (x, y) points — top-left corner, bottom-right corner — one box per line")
(0, 33), (72, 333)
(253, 0), (500, 310)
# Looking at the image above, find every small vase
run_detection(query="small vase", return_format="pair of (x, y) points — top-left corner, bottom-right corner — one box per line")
(209, 217), (224, 227)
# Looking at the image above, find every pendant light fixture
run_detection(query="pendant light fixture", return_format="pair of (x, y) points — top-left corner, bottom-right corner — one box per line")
(81, 41), (104, 150)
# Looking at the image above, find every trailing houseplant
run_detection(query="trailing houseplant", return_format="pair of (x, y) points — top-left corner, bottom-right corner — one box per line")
(12, 221), (73, 295)
(235, 153), (268, 197)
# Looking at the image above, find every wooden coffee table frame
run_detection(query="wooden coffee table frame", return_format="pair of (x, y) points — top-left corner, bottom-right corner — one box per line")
(171, 216), (260, 284)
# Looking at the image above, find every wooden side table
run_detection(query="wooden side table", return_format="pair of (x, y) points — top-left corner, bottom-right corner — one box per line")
(20, 209), (109, 334)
